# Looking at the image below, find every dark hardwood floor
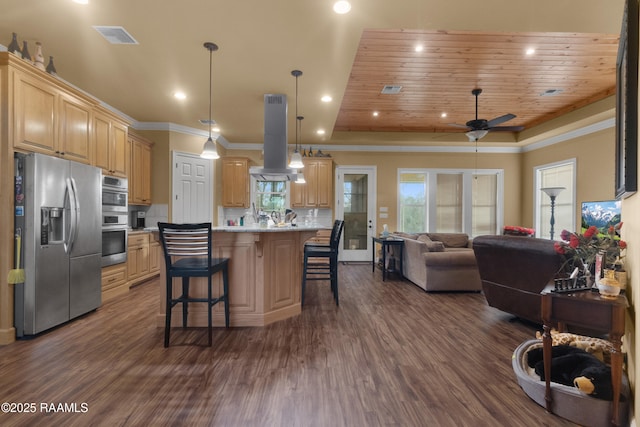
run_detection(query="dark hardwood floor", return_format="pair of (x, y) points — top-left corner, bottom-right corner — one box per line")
(0, 264), (577, 426)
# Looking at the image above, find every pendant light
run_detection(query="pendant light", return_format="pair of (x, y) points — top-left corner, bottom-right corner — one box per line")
(288, 69), (304, 169)
(201, 42), (220, 159)
(295, 116), (306, 184)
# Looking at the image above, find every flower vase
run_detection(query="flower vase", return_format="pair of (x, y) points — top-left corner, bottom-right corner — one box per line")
(21, 41), (32, 63)
(7, 32), (21, 57)
(33, 42), (45, 71)
(615, 270), (627, 289)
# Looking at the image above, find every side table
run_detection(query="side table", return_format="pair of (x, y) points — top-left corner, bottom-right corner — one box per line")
(541, 290), (627, 427)
(372, 236), (404, 281)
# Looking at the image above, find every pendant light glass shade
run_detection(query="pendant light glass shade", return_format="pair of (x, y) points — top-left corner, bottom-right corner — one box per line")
(295, 170), (306, 184)
(289, 151), (303, 168)
(201, 42), (220, 159)
(201, 136), (219, 159)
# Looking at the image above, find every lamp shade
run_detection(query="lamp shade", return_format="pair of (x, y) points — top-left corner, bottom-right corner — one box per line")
(541, 186), (565, 198)
(201, 136), (219, 159)
(289, 151), (304, 169)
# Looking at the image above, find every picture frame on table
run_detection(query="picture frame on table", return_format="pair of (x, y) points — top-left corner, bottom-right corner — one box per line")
(615, 0), (639, 199)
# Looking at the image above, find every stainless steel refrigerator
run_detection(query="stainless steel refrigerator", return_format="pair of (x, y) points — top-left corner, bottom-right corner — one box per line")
(14, 153), (102, 337)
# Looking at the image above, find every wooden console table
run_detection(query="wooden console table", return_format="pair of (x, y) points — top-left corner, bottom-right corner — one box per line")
(541, 290), (627, 427)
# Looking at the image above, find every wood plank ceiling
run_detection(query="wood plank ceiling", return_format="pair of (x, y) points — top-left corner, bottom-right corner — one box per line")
(335, 29), (619, 137)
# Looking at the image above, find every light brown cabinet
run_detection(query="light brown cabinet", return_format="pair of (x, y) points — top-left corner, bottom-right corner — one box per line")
(291, 158), (333, 208)
(101, 263), (128, 301)
(127, 232), (160, 286)
(127, 233), (150, 283)
(94, 111), (128, 177)
(128, 133), (153, 205)
(149, 240), (161, 275)
(222, 157), (250, 207)
(13, 70), (93, 164)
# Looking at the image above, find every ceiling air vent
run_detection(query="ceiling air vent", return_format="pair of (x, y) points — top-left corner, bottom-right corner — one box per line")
(381, 85), (402, 94)
(540, 89), (564, 97)
(93, 26), (139, 45)
(199, 119), (216, 125)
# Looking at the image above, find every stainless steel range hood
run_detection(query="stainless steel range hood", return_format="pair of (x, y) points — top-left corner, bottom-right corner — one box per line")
(250, 94), (298, 181)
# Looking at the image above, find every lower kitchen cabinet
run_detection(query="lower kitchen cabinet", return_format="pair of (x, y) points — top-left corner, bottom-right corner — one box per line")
(127, 232), (160, 286)
(101, 263), (128, 301)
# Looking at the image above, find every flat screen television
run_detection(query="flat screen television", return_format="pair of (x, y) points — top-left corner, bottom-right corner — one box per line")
(580, 200), (622, 234)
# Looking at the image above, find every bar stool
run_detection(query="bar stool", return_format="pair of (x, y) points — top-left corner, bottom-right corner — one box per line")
(158, 222), (230, 347)
(301, 220), (344, 306)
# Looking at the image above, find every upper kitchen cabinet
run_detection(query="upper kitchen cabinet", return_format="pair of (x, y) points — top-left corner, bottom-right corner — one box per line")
(128, 132), (153, 205)
(13, 64), (93, 164)
(222, 157), (250, 208)
(291, 158), (333, 208)
(93, 110), (128, 178)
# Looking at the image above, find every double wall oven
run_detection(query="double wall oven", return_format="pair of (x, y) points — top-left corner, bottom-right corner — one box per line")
(102, 175), (128, 267)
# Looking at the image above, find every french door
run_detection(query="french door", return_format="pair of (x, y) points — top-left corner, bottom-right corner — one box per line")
(335, 166), (376, 262)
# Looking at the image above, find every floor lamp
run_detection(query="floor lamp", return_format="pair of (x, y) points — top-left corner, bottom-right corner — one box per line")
(540, 187), (565, 240)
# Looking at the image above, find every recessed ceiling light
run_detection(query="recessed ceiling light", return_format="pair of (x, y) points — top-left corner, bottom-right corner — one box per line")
(333, 1), (351, 14)
(317, 129), (326, 135)
(212, 126), (220, 133)
(415, 44), (424, 52)
(372, 111), (379, 117)
(525, 47), (536, 56)
(173, 91), (187, 100)
(440, 112), (447, 118)
(73, 0), (89, 4)
(321, 95), (332, 103)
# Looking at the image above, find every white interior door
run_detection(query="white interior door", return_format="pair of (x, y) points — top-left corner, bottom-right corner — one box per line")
(171, 151), (213, 223)
(335, 166), (376, 262)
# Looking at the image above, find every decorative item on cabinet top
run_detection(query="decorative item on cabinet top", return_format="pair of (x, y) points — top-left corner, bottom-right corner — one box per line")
(304, 147), (331, 157)
(5, 32), (59, 75)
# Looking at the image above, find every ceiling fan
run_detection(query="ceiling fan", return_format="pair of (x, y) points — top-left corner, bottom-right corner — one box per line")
(450, 88), (524, 141)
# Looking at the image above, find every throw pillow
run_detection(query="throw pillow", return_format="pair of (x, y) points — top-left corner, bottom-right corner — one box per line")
(416, 234), (433, 243)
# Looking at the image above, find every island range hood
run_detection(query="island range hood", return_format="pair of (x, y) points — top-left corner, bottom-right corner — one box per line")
(250, 94), (298, 181)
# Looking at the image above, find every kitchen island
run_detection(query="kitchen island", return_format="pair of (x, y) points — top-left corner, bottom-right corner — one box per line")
(151, 225), (327, 328)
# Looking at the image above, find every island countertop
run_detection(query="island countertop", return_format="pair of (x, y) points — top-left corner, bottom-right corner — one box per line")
(154, 225), (327, 328)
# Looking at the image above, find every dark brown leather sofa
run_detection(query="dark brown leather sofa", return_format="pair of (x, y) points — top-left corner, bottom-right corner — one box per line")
(472, 235), (565, 324)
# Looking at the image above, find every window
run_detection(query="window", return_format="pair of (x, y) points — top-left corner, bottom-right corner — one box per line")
(399, 172), (426, 233)
(535, 160), (575, 239)
(398, 169), (503, 236)
(253, 180), (288, 213)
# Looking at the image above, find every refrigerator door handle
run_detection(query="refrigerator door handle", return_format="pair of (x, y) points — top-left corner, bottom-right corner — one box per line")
(65, 177), (79, 253)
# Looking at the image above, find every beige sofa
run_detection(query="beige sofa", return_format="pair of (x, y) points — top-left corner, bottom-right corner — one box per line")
(390, 232), (482, 292)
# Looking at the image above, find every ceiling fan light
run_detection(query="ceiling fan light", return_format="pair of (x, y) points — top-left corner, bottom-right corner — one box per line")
(289, 150), (304, 169)
(201, 136), (219, 159)
(466, 129), (488, 141)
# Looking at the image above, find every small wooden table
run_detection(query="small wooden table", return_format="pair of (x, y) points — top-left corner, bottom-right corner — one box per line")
(372, 236), (404, 281)
(541, 290), (627, 427)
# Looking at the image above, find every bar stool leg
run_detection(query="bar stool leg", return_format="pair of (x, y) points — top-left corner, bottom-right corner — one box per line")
(164, 276), (172, 348)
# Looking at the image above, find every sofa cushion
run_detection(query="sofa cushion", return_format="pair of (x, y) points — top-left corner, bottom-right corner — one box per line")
(427, 233), (470, 248)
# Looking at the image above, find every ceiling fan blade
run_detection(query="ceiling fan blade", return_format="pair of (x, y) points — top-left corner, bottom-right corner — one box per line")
(487, 113), (516, 128)
(448, 123), (470, 129)
(488, 125), (525, 132)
